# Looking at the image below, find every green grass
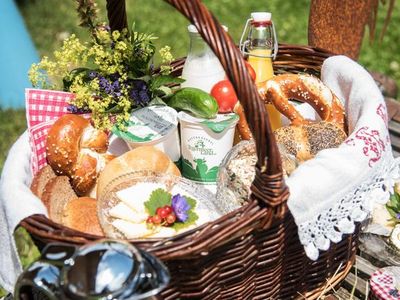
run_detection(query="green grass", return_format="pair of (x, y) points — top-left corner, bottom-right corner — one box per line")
(15, 0), (399, 83)
(0, 109), (26, 174)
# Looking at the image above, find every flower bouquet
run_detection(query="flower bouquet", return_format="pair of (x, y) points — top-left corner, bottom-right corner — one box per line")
(28, 2), (182, 130)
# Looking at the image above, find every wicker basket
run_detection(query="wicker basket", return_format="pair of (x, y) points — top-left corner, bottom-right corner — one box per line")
(20, 0), (359, 299)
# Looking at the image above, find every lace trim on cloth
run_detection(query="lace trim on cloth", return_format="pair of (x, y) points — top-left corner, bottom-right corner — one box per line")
(298, 152), (400, 260)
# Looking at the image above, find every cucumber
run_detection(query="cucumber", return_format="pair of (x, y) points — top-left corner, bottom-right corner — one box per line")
(168, 87), (218, 119)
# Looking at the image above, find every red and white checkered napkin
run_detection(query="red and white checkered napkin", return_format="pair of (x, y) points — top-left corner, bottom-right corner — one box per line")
(25, 88), (74, 175)
(370, 268), (400, 299)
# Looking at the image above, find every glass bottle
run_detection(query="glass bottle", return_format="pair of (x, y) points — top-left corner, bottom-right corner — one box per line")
(181, 25), (226, 93)
(240, 12), (281, 130)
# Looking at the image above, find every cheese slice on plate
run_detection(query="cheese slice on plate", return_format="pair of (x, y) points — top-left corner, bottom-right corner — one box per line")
(109, 202), (147, 223)
(116, 182), (166, 214)
(112, 219), (153, 239)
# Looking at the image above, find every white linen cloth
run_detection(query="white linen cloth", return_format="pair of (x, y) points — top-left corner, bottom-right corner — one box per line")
(0, 55), (398, 291)
(0, 131), (46, 292)
(287, 55), (399, 260)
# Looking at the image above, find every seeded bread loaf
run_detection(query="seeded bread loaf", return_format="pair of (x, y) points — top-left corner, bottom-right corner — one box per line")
(30, 165), (57, 199)
(41, 176), (77, 223)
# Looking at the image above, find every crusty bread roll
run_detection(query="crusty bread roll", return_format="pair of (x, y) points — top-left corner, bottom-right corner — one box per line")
(63, 197), (103, 236)
(97, 146), (181, 198)
(30, 165), (56, 199)
(46, 114), (113, 195)
(274, 121), (347, 162)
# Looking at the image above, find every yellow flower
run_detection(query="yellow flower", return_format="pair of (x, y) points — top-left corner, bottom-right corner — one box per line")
(112, 30), (121, 40)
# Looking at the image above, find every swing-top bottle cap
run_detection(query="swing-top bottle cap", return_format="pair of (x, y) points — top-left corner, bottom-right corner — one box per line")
(188, 24), (228, 33)
(251, 12), (272, 22)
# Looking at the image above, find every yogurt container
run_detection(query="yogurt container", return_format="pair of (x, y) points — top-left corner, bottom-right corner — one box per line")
(113, 106), (180, 162)
(178, 111), (239, 183)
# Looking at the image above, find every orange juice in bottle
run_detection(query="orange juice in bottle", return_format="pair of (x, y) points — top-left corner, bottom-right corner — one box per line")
(241, 12), (281, 130)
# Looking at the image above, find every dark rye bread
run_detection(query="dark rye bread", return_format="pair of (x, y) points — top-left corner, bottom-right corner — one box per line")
(41, 176), (77, 223)
(30, 165), (56, 199)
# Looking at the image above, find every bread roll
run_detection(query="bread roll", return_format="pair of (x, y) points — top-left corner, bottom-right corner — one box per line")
(274, 121), (347, 162)
(97, 146), (181, 198)
(63, 197), (103, 236)
(46, 114), (111, 195)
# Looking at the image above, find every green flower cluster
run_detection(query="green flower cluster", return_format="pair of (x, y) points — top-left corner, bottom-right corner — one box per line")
(29, 26), (177, 130)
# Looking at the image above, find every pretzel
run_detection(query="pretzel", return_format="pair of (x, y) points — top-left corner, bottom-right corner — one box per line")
(258, 73), (346, 130)
(233, 102), (252, 140)
(233, 74), (347, 172)
(235, 74), (346, 140)
(264, 74), (347, 164)
(46, 114), (114, 195)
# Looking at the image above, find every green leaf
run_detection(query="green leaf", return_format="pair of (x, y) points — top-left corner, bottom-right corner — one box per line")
(144, 188), (172, 216)
(150, 75), (184, 90)
(172, 207), (199, 231)
(154, 85), (173, 97)
(148, 96), (167, 106)
(63, 67), (91, 91)
(394, 192), (400, 209)
(389, 193), (400, 211)
(386, 205), (398, 218)
(105, 104), (123, 114)
(185, 196), (197, 210)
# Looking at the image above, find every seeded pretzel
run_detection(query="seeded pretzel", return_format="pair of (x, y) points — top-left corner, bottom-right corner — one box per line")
(46, 114), (114, 195)
(264, 74), (347, 164)
(235, 74), (346, 140)
(233, 102), (252, 140)
(258, 73), (345, 130)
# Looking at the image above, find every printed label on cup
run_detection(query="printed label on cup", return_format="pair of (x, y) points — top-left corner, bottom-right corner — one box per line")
(179, 112), (238, 183)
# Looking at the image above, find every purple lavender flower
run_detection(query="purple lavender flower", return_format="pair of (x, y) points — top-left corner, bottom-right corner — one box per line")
(88, 71), (98, 80)
(129, 80), (150, 107)
(171, 194), (191, 222)
(66, 104), (90, 114)
(396, 213), (400, 220)
(67, 104), (78, 113)
(96, 75), (123, 99)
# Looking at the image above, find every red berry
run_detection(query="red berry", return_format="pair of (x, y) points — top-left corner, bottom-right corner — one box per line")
(158, 208), (169, 219)
(156, 207), (162, 216)
(166, 213), (176, 225)
(153, 214), (162, 224)
(164, 205), (172, 214)
(146, 216), (153, 223)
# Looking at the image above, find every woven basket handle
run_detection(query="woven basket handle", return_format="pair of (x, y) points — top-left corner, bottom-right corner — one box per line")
(106, 0), (289, 218)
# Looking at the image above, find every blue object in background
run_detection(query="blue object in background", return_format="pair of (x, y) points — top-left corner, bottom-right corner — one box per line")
(0, 0), (39, 109)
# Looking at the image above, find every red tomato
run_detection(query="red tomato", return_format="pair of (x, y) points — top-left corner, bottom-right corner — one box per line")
(210, 80), (238, 113)
(245, 61), (256, 82)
